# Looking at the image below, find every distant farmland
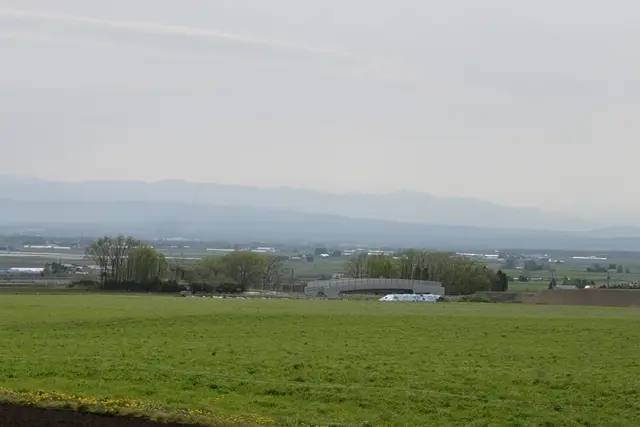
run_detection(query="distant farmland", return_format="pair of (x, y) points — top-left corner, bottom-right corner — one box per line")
(4, 249), (640, 288)
(0, 248), (346, 281)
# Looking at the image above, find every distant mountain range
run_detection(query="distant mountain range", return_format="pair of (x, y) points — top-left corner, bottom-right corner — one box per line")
(0, 175), (599, 229)
(1, 176), (640, 250)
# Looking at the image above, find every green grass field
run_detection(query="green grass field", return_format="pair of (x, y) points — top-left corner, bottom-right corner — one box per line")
(1, 295), (640, 426)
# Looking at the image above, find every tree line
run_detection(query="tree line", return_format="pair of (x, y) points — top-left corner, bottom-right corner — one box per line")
(344, 250), (508, 295)
(84, 235), (172, 291)
(175, 250), (287, 293)
(83, 235), (288, 293)
(82, 235), (508, 295)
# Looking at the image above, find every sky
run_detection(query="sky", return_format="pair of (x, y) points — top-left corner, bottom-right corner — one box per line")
(1, 0), (639, 220)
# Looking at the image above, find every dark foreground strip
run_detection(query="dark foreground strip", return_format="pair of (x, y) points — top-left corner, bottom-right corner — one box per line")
(0, 403), (202, 427)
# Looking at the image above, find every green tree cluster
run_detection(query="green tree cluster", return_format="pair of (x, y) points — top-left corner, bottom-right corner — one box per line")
(345, 250), (508, 295)
(523, 260), (545, 271)
(84, 235), (170, 291)
(42, 262), (71, 276)
(185, 252), (284, 293)
(84, 236), (286, 293)
(586, 264), (608, 273)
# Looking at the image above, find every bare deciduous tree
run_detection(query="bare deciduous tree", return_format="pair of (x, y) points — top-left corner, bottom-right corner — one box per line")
(263, 255), (284, 290)
(345, 252), (369, 278)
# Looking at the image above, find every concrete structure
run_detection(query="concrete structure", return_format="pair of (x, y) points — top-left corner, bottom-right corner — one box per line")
(304, 278), (445, 298)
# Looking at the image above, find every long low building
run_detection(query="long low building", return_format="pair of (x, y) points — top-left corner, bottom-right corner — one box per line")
(304, 278), (445, 298)
(2, 267), (45, 275)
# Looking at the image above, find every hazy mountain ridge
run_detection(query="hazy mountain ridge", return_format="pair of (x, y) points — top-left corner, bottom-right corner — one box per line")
(1, 198), (640, 250)
(0, 176), (598, 230)
(2, 176), (639, 249)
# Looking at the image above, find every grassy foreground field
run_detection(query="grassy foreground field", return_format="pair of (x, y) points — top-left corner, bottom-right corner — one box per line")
(1, 296), (639, 427)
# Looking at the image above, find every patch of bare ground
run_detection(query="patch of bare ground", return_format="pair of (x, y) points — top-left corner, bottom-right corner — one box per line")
(0, 403), (206, 427)
(525, 288), (640, 307)
(472, 291), (537, 302)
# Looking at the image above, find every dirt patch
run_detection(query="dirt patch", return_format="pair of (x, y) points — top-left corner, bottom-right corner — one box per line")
(0, 403), (205, 427)
(525, 289), (640, 307)
(472, 292), (537, 302)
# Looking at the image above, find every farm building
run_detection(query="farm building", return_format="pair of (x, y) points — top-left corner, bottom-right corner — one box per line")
(7, 267), (45, 275)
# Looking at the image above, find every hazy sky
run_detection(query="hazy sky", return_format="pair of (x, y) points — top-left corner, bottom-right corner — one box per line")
(1, 1), (639, 218)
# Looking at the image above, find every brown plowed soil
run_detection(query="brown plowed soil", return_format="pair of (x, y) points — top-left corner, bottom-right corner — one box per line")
(0, 403), (204, 427)
(472, 291), (537, 302)
(525, 289), (640, 307)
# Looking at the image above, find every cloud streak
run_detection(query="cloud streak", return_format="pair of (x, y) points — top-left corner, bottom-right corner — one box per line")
(0, 8), (413, 75)
(0, 28), (420, 85)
